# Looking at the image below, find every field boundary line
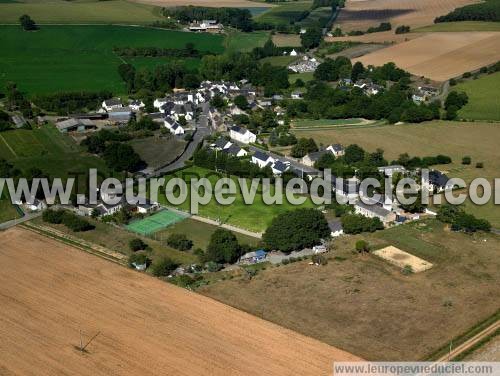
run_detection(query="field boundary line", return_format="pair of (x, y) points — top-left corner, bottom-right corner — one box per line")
(0, 134), (18, 158)
(20, 222), (127, 265)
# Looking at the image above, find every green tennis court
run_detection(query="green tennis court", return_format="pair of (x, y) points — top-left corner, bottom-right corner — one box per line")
(126, 209), (188, 236)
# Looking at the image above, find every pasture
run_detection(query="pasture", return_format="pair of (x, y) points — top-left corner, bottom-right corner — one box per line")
(453, 72), (500, 121)
(0, 227), (359, 375)
(334, 0), (479, 32)
(292, 120), (500, 226)
(200, 220), (500, 360)
(158, 166), (315, 233)
(0, 0), (163, 24)
(272, 33), (302, 47)
(0, 25), (224, 94)
(0, 126), (111, 179)
(129, 136), (186, 169)
(256, 2), (312, 26)
(0, 192), (19, 223)
(224, 31), (269, 53)
(354, 32), (500, 81)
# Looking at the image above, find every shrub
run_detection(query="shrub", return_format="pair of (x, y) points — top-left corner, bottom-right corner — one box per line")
(476, 162), (484, 168)
(129, 238), (147, 252)
(462, 72), (472, 78)
(205, 229), (240, 264)
(462, 156), (471, 165)
(151, 257), (178, 277)
(61, 212), (94, 232)
(42, 209), (64, 224)
(205, 261), (222, 272)
(167, 233), (193, 251)
(342, 214), (384, 234)
(128, 253), (149, 268)
(355, 240), (370, 253)
(312, 254), (328, 265)
(402, 265), (413, 275)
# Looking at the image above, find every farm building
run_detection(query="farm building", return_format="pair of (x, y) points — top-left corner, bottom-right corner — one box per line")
(55, 118), (96, 133)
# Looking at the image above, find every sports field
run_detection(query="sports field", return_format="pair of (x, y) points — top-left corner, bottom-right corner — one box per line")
(126, 209), (188, 235)
(0, 0), (163, 24)
(0, 227), (359, 375)
(355, 31), (500, 81)
(453, 72), (500, 121)
(200, 220), (500, 360)
(0, 25), (224, 94)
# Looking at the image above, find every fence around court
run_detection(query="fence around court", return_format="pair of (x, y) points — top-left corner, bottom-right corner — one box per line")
(125, 209), (189, 236)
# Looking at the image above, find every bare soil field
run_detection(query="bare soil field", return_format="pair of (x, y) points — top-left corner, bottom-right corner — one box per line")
(133, 0), (270, 7)
(354, 32), (500, 81)
(200, 221), (500, 360)
(325, 30), (423, 44)
(334, 0), (479, 32)
(0, 227), (360, 375)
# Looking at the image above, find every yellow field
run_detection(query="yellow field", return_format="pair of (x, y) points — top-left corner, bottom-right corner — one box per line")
(0, 227), (360, 375)
(354, 32), (500, 81)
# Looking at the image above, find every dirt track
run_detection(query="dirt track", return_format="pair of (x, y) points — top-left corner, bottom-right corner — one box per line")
(0, 227), (360, 375)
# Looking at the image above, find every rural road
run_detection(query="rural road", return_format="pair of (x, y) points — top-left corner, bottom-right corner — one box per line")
(153, 115), (211, 176)
(0, 211), (42, 231)
(437, 320), (500, 361)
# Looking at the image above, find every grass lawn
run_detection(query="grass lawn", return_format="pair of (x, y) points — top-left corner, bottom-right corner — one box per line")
(288, 71), (315, 84)
(0, 125), (113, 180)
(256, 2), (312, 26)
(292, 120), (500, 226)
(453, 72), (500, 121)
(157, 166), (315, 233)
(260, 55), (298, 67)
(154, 218), (261, 250)
(199, 219), (500, 360)
(415, 21), (500, 32)
(224, 30), (270, 53)
(129, 136), (186, 169)
(0, 0), (163, 24)
(0, 25), (224, 94)
(0, 192), (20, 223)
(30, 215), (197, 265)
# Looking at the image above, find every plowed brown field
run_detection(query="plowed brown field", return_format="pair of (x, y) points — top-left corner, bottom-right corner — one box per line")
(0, 227), (360, 376)
(354, 32), (500, 81)
(335, 0), (479, 32)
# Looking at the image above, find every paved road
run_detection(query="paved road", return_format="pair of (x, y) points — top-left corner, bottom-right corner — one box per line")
(0, 211), (42, 230)
(152, 115), (211, 176)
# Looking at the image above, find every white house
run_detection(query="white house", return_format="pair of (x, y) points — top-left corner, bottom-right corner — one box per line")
(164, 116), (185, 135)
(271, 160), (289, 175)
(129, 99), (145, 112)
(251, 150), (274, 168)
(229, 126), (256, 144)
(422, 170), (454, 193)
(291, 91), (303, 100)
(154, 97), (169, 109)
(26, 198), (47, 212)
(326, 144), (345, 157)
(328, 220), (344, 237)
(136, 200), (159, 214)
(223, 144), (248, 157)
(102, 98), (122, 112)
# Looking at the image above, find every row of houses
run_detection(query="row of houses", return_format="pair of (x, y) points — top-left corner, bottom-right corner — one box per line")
(301, 144), (345, 167)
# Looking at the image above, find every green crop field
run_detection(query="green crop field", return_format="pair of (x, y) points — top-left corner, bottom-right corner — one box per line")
(298, 6), (332, 28)
(415, 21), (500, 32)
(453, 72), (500, 121)
(0, 192), (20, 224)
(0, 25), (225, 94)
(0, 0), (163, 24)
(157, 166), (315, 233)
(0, 125), (112, 179)
(224, 31), (269, 53)
(256, 2), (312, 26)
